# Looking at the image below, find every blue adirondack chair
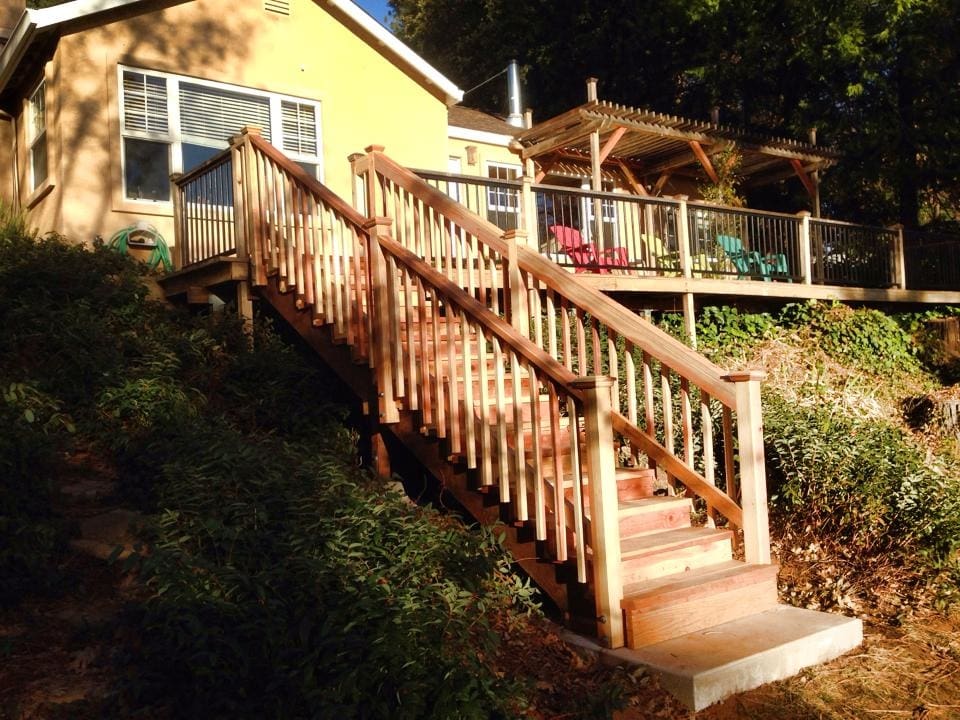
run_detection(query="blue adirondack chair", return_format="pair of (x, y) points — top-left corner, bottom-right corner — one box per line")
(717, 234), (766, 279)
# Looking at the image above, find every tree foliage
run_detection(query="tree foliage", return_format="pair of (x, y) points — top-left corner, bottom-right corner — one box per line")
(391, 0), (960, 227)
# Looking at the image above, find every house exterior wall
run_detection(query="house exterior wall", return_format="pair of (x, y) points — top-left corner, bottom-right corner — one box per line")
(17, 0), (449, 244)
(446, 135), (519, 178)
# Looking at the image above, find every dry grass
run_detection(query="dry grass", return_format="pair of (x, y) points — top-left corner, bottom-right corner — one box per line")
(698, 609), (960, 720)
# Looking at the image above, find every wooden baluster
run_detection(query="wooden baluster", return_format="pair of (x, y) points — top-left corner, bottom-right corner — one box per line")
(575, 307), (587, 375)
(701, 390), (717, 527)
(320, 207), (334, 329)
(264, 158), (278, 273)
(493, 336), (509, 503)
(607, 330), (620, 414)
(477, 328), (493, 487)
(724, 372), (770, 564)
(351, 208), (366, 348)
(531, 280), (543, 349)
(661, 362), (675, 488)
(387, 254), (404, 403)
(445, 295), (461, 455)
(549, 383), (568, 562)
(681, 377), (693, 466)
(404, 263), (419, 411)
(591, 318), (602, 376)
(511, 348), (527, 522)
(301, 192), (316, 310)
(170, 174), (184, 269)
(546, 289), (557, 359)
(291, 182), (305, 300)
(625, 341), (637, 425)
(417, 275), (434, 428)
(282, 169), (296, 288)
(460, 310), (477, 469)
(527, 363), (546, 541)
(561, 299), (572, 371)
(571, 375), (624, 649)
(431, 289), (446, 439)
(468, 232), (479, 301)
(722, 405), (735, 501)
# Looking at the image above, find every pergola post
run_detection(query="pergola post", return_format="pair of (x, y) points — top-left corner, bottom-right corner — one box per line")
(797, 211), (813, 285)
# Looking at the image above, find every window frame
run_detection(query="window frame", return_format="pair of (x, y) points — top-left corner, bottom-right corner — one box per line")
(118, 65), (324, 204)
(484, 161), (521, 214)
(27, 80), (48, 192)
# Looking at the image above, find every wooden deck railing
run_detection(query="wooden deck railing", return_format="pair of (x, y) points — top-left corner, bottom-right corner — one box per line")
(355, 148), (769, 565)
(414, 170), (955, 291)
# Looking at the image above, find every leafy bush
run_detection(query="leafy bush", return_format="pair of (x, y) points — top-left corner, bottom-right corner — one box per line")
(763, 391), (960, 613)
(120, 417), (539, 719)
(0, 381), (71, 605)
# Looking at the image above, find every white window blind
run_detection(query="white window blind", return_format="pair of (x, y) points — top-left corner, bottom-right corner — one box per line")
(123, 71), (168, 134)
(178, 82), (272, 143)
(281, 101), (317, 156)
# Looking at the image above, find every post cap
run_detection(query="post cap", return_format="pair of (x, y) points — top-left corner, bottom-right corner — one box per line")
(362, 216), (393, 230)
(569, 375), (615, 390)
(723, 370), (766, 383)
(364, 144), (386, 154)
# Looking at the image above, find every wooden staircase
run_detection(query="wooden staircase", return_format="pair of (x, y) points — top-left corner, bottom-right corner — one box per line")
(161, 129), (861, 705)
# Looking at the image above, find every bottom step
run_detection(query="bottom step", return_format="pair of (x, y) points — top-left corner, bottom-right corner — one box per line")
(617, 605), (863, 711)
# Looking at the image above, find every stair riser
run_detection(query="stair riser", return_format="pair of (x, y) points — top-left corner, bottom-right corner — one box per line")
(623, 578), (779, 648)
(619, 505), (692, 537)
(621, 539), (733, 586)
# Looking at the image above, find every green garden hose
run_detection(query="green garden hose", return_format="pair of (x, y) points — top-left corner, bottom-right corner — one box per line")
(107, 222), (173, 272)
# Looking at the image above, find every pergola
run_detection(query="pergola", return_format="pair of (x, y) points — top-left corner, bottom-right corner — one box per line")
(511, 79), (839, 216)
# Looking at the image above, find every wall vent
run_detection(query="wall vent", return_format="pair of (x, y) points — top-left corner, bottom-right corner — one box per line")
(265, 0), (290, 15)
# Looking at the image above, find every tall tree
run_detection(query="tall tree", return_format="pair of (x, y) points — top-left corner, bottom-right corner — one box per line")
(392, 0), (960, 227)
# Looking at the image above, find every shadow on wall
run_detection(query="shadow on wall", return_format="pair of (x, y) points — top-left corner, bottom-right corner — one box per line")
(56, 4), (258, 241)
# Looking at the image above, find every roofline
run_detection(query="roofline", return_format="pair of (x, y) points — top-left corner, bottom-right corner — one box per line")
(447, 125), (514, 146)
(322, 0), (463, 105)
(1, 0), (464, 106)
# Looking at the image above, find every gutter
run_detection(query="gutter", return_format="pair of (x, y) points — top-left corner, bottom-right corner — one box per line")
(0, 9), (37, 97)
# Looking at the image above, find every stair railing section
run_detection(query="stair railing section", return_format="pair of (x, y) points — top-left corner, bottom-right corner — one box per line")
(171, 151), (237, 266)
(176, 130), (629, 648)
(354, 147), (771, 566)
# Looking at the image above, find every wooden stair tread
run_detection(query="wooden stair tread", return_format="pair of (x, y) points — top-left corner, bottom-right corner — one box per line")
(620, 526), (733, 558)
(621, 561), (778, 611)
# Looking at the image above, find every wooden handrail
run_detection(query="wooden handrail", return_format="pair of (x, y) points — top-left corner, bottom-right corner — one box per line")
(368, 150), (736, 407)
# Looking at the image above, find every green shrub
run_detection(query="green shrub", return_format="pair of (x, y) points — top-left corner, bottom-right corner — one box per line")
(0, 381), (72, 605)
(764, 391), (960, 568)
(120, 418), (539, 719)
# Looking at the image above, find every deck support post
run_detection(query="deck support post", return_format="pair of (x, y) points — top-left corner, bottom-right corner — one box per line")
(236, 280), (254, 342)
(723, 371), (770, 564)
(797, 211), (813, 285)
(365, 216), (400, 424)
(504, 229), (530, 338)
(570, 375), (624, 649)
(891, 224), (907, 290)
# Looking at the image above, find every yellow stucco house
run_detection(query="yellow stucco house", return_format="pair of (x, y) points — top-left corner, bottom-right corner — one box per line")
(0, 0), (509, 244)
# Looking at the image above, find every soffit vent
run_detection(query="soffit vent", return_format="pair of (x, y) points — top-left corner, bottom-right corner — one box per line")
(265, 0), (290, 15)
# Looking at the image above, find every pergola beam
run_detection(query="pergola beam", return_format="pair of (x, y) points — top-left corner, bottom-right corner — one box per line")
(598, 126), (628, 164)
(689, 140), (719, 184)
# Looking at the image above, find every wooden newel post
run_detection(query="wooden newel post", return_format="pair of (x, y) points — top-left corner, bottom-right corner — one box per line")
(504, 229), (530, 338)
(570, 375), (624, 649)
(723, 370), (770, 564)
(169, 172), (184, 270)
(363, 145), (386, 218)
(364, 216), (400, 424)
(797, 211), (813, 285)
(228, 136), (249, 265)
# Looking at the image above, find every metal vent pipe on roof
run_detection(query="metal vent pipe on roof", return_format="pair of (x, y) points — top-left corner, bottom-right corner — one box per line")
(506, 59), (523, 127)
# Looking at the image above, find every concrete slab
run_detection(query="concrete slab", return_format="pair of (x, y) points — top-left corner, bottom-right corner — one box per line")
(613, 606), (863, 711)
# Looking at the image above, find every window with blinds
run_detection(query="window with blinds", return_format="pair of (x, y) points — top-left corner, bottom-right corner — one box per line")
(119, 66), (322, 201)
(179, 82), (272, 144)
(281, 101), (317, 156)
(122, 71), (168, 135)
